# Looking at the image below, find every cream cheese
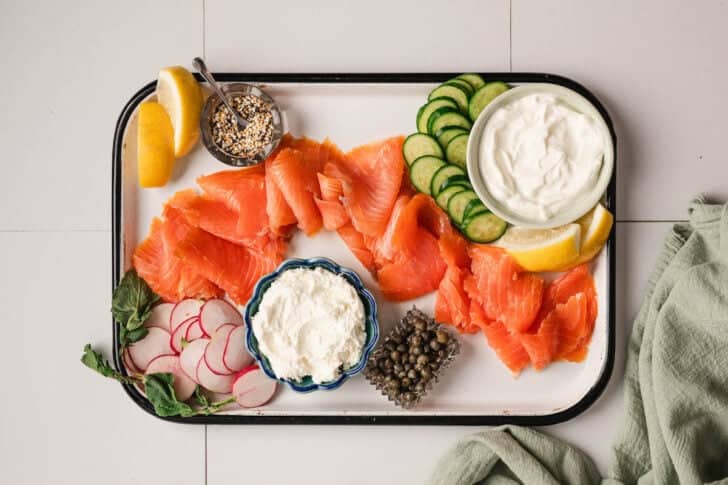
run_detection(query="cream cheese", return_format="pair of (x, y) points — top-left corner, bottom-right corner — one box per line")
(479, 93), (604, 222)
(251, 267), (366, 384)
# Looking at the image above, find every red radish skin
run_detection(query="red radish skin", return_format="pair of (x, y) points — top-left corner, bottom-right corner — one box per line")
(222, 325), (253, 373)
(231, 365), (277, 408)
(169, 299), (204, 332)
(128, 327), (174, 371)
(170, 316), (198, 354)
(145, 354), (197, 401)
(204, 324), (237, 376)
(196, 355), (235, 393)
(180, 338), (209, 384)
(185, 318), (205, 341)
(145, 302), (175, 330)
(123, 348), (141, 375)
(199, 299), (243, 336)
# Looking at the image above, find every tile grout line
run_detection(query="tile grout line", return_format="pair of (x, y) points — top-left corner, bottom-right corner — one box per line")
(204, 424), (208, 485)
(508, 0), (513, 71)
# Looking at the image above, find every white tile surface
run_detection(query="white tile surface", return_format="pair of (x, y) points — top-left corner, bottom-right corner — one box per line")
(204, 0), (509, 72)
(0, 232), (204, 485)
(511, 0), (728, 220)
(207, 223), (672, 482)
(0, 0), (202, 231)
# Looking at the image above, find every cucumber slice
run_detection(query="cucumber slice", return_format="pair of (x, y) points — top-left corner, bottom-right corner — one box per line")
(444, 79), (474, 97)
(416, 98), (458, 133)
(435, 185), (466, 210)
(430, 165), (467, 197)
(447, 190), (480, 225)
(461, 198), (485, 224)
(409, 156), (446, 195)
(468, 81), (510, 122)
(429, 111), (472, 137)
(457, 73), (486, 90)
(403, 133), (443, 165)
(437, 127), (469, 148)
(445, 133), (469, 168)
(426, 106), (460, 135)
(462, 211), (508, 243)
(440, 177), (472, 193)
(428, 83), (469, 114)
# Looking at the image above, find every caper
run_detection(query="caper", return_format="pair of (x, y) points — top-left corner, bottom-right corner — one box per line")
(393, 364), (403, 373)
(438, 349), (446, 358)
(436, 330), (449, 344)
(388, 379), (400, 390)
(391, 334), (402, 344)
(411, 346), (423, 356)
(390, 350), (401, 362)
(421, 367), (433, 381)
(415, 382), (425, 393)
(403, 392), (415, 402)
(417, 354), (429, 366)
(396, 344), (407, 353)
(407, 369), (418, 380)
(384, 358), (393, 369)
(429, 340), (441, 352)
(410, 335), (422, 347)
(384, 342), (395, 352)
(398, 371), (406, 379)
(408, 354), (417, 364)
(414, 319), (427, 331)
(384, 374), (394, 383)
(401, 377), (412, 388)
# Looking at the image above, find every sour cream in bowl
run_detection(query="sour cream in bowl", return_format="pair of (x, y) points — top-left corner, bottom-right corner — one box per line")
(467, 84), (614, 229)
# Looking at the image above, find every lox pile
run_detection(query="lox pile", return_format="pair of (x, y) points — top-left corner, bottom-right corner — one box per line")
(133, 133), (598, 375)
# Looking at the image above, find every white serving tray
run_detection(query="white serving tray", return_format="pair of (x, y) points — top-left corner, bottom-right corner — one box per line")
(112, 73), (616, 425)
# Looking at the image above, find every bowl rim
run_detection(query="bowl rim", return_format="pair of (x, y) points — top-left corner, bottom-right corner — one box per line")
(466, 83), (615, 229)
(243, 257), (379, 393)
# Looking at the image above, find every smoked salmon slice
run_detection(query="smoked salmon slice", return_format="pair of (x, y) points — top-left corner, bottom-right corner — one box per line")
(196, 167), (269, 238)
(268, 148), (323, 235)
(336, 223), (376, 272)
(264, 156), (297, 234)
(314, 197), (349, 230)
(339, 137), (405, 237)
(435, 266), (479, 333)
(133, 216), (222, 303)
(469, 245), (544, 334)
(470, 299), (530, 375)
(174, 227), (278, 306)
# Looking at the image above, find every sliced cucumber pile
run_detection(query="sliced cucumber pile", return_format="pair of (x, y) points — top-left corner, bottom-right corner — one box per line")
(404, 73), (511, 243)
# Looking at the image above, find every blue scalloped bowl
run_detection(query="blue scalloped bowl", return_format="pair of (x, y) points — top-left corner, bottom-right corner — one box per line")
(244, 257), (379, 393)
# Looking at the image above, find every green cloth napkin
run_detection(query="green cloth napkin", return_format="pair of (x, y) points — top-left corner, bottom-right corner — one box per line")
(430, 198), (728, 485)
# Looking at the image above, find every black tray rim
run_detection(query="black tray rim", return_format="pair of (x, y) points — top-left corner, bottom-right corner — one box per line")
(112, 72), (617, 425)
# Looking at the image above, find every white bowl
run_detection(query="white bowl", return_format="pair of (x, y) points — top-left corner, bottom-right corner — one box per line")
(466, 83), (614, 229)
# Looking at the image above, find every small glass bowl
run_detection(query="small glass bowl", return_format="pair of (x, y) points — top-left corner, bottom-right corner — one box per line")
(200, 83), (284, 167)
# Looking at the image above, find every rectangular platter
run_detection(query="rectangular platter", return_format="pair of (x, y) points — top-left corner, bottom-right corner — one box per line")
(112, 73), (616, 425)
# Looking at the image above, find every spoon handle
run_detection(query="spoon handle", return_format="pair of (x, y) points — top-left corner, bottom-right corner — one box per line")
(192, 57), (248, 129)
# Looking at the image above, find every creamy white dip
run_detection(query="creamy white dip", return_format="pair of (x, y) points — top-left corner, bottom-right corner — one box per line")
(479, 93), (604, 222)
(252, 267), (366, 384)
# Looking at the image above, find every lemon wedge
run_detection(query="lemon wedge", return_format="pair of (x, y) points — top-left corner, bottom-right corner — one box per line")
(497, 224), (582, 272)
(564, 202), (614, 268)
(156, 66), (202, 158)
(137, 101), (175, 188)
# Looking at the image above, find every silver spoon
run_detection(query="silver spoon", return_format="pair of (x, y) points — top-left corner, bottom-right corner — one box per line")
(192, 57), (248, 129)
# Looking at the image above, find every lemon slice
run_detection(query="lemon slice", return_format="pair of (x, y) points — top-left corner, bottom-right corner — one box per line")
(567, 202), (614, 267)
(156, 66), (202, 158)
(137, 101), (175, 188)
(497, 224), (582, 272)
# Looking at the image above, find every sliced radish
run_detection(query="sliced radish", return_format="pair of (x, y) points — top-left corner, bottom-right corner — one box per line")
(196, 355), (235, 393)
(185, 318), (205, 341)
(145, 354), (196, 401)
(170, 316), (198, 354)
(180, 338), (209, 384)
(231, 365), (277, 408)
(222, 325), (253, 373)
(204, 324), (237, 375)
(145, 302), (174, 330)
(199, 299), (243, 336)
(122, 348), (141, 375)
(169, 299), (204, 332)
(128, 327), (174, 371)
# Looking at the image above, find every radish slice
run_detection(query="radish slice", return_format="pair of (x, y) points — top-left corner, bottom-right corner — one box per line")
(204, 324), (237, 375)
(196, 355), (235, 393)
(145, 354), (196, 401)
(170, 317), (198, 354)
(199, 299), (243, 336)
(185, 318), (205, 342)
(222, 325), (253, 373)
(145, 302), (174, 330)
(128, 327), (174, 371)
(122, 348), (141, 375)
(169, 299), (204, 332)
(180, 338), (209, 384)
(231, 365), (277, 408)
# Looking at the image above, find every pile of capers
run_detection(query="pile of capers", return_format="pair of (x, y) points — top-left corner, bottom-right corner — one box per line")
(365, 307), (459, 408)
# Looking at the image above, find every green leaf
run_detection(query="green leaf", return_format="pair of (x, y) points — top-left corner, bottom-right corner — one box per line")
(194, 386), (210, 408)
(112, 270), (159, 348)
(144, 373), (196, 417)
(81, 344), (139, 385)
